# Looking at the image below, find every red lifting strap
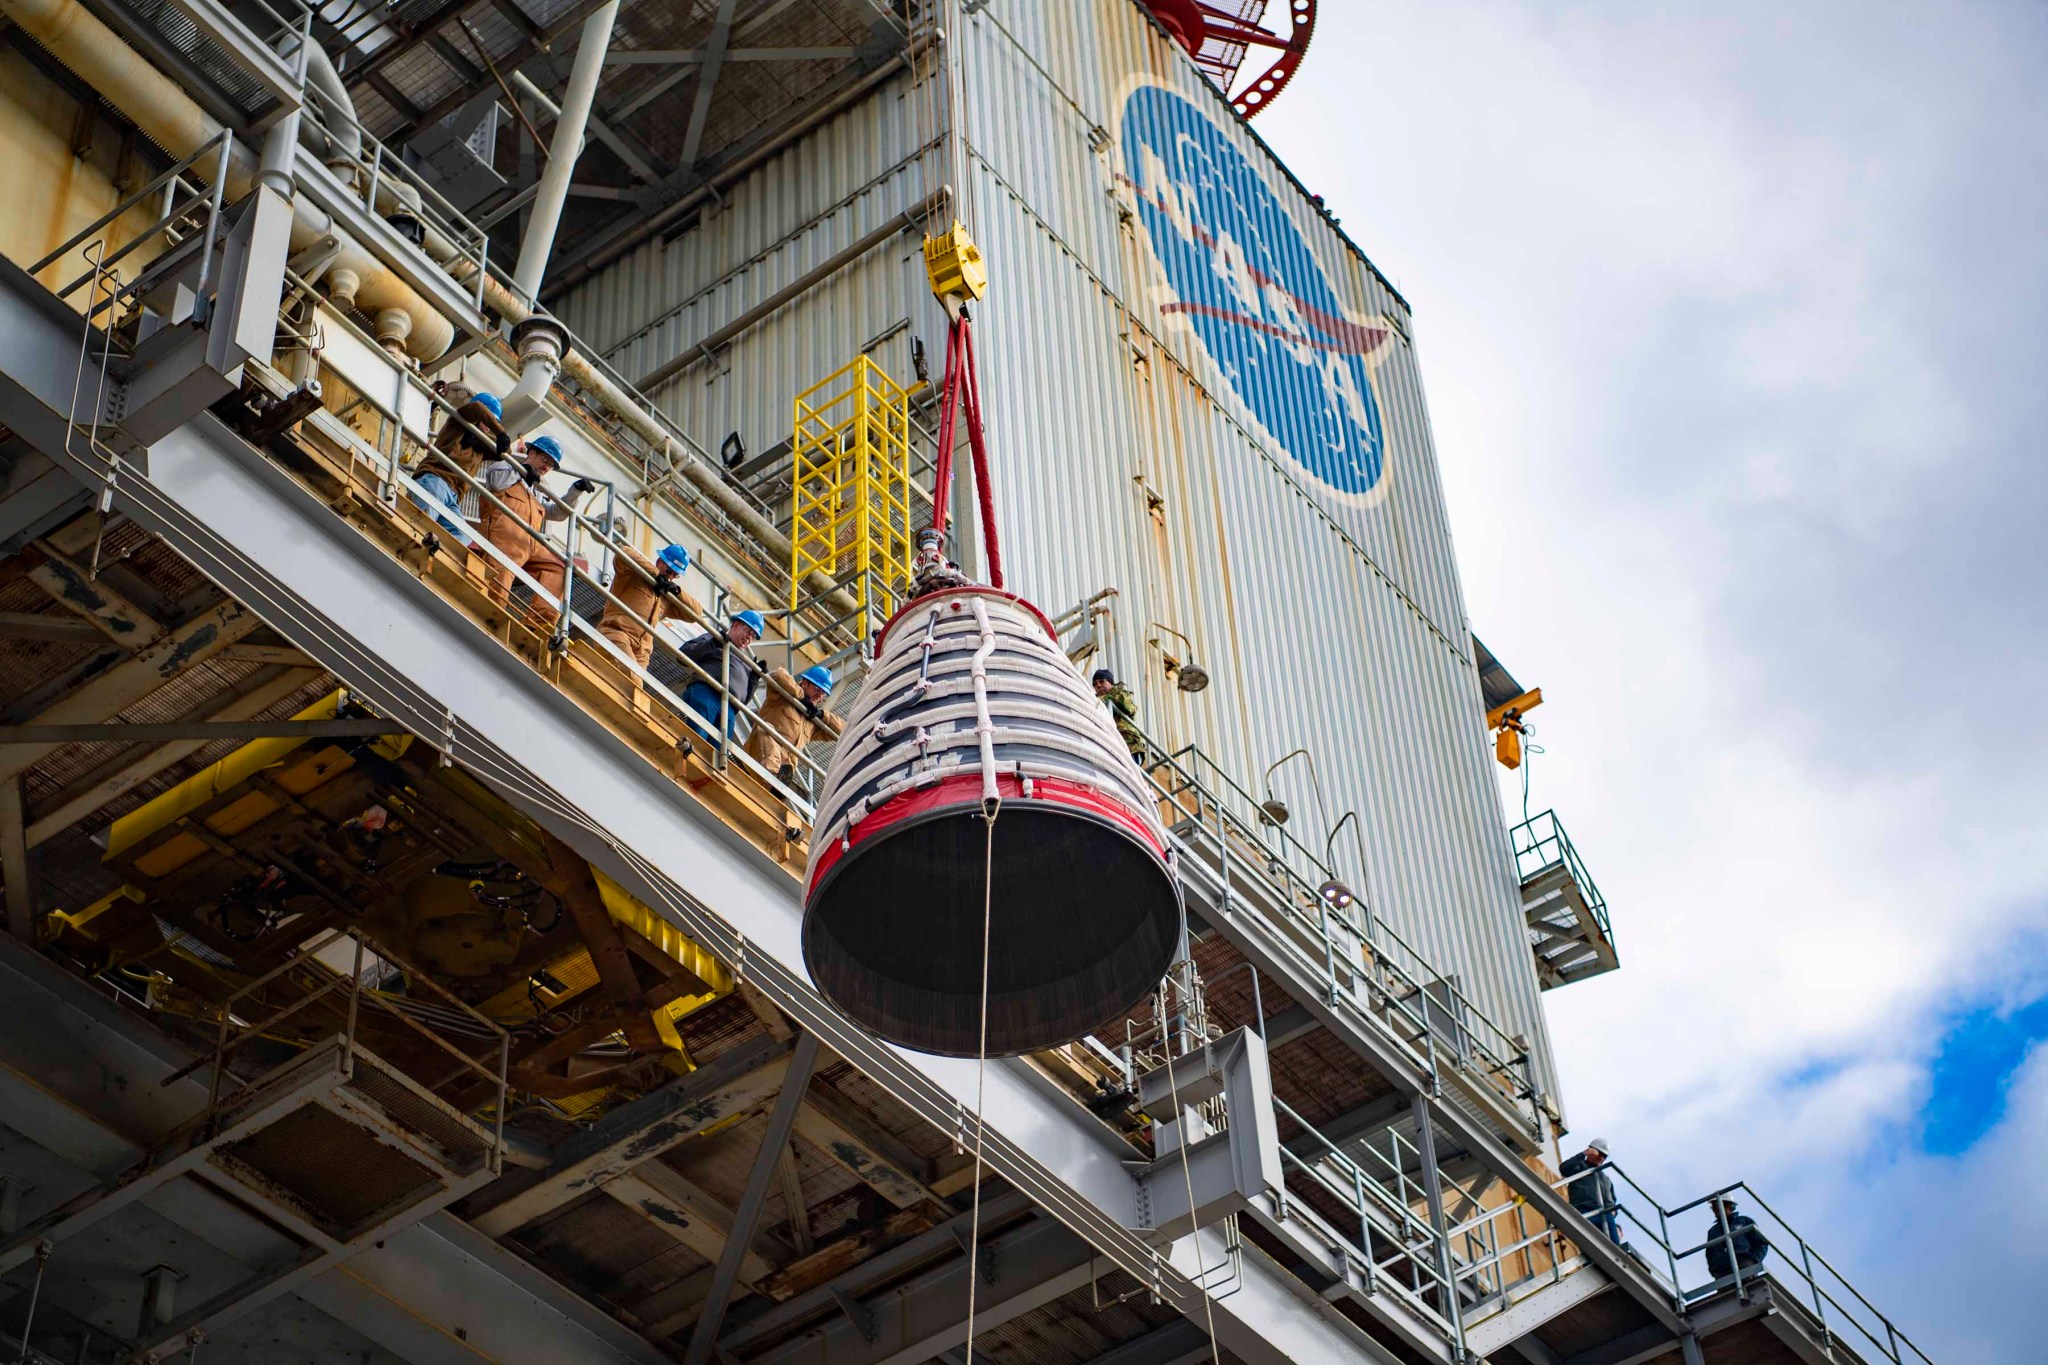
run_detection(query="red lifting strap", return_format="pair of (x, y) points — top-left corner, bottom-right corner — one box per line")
(926, 311), (1004, 590)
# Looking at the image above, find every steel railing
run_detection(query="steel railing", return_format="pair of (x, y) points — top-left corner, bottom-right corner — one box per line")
(1510, 809), (1614, 945)
(1450, 1157), (1938, 1365)
(1132, 732), (1546, 1133)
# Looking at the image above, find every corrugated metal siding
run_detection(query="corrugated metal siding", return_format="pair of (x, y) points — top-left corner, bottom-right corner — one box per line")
(552, 1), (1559, 1107)
(557, 66), (940, 456)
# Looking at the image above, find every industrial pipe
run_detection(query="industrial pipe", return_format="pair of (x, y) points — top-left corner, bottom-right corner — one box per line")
(278, 34), (363, 166)
(498, 1), (615, 434)
(0, 0), (454, 359)
(469, 263), (859, 613)
(512, 0), (617, 306)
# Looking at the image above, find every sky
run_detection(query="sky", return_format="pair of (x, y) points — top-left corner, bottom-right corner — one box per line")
(1255, 2), (2048, 1360)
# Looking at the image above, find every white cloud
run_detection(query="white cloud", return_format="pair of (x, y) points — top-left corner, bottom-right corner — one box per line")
(1259, 1), (2048, 1358)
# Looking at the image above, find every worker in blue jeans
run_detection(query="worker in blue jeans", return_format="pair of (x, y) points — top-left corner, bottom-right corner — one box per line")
(414, 392), (504, 544)
(678, 609), (765, 742)
(1559, 1138), (1624, 1244)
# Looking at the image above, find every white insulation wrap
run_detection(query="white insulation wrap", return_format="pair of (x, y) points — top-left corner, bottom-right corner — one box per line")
(802, 587), (1181, 1058)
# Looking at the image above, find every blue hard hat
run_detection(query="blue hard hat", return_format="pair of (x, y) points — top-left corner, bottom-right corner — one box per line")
(798, 664), (834, 695)
(472, 392), (503, 419)
(732, 609), (766, 636)
(658, 544), (691, 575)
(526, 434), (563, 466)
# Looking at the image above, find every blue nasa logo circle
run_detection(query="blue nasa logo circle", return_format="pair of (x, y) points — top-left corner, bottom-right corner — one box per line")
(1120, 83), (1389, 502)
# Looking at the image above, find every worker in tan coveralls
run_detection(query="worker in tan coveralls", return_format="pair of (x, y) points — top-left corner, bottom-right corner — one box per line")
(744, 664), (843, 837)
(598, 538), (701, 668)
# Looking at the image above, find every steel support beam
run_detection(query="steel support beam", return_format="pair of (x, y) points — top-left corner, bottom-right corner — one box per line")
(684, 1031), (821, 1364)
(604, 1160), (790, 1285)
(24, 667), (319, 846)
(777, 1142), (812, 1255)
(0, 935), (669, 1365)
(605, 46), (858, 65)
(1082, 1320), (1213, 1365)
(23, 547), (164, 646)
(676, 0), (739, 172)
(0, 598), (263, 783)
(742, 1215), (1103, 1365)
(471, 1034), (792, 1237)
(791, 1085), (939, 1210)
(0, 777), (31, 941)
(0, 610), (104, 642)
(715, 1193), (1030, 1355)
(0, 718), (401, 744)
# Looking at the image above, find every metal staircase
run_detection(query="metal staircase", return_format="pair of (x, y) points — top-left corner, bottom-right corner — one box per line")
(1512, 812), (1619, 990)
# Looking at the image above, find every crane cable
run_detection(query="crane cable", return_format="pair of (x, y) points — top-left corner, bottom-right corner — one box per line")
(962, 794), (1001, 1364)
(1157, 977), (1224, 1364)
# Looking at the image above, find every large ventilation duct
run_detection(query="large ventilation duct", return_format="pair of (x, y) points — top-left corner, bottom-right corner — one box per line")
(0, 0), (453, 360)
(500, 0), (616, 436)
(275, 34), (363, 166)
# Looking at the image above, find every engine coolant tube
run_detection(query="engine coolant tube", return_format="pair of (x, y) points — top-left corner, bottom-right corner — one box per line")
(802, 587), (1183, 1056)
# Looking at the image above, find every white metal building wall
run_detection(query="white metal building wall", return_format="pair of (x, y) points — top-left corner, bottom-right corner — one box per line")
(557, 1), (1562, 1112)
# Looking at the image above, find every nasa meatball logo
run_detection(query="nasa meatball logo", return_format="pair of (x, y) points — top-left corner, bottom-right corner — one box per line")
(1119, 82), (1392, 505)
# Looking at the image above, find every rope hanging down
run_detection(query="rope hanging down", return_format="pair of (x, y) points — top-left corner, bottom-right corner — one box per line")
(921, 306), (1005, 591)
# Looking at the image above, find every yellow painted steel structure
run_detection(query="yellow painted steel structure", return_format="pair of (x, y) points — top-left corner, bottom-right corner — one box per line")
(789, 354), (915, 633)
(922, 221), (987, 302)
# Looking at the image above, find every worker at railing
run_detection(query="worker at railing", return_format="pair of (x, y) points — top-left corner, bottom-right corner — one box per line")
(1092, 667), (1145, 760)
(1559, 1137), (1624, 1244)
(598, 532), (701, 667)
(745, 663), (843, 814)
(417, 393), (508, 538)
(1703, 1193), (1770, 1279)
(478, 433), (591, 627)
(678, 610), (766, 740)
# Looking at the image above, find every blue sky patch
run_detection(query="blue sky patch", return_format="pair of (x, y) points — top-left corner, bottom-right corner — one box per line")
(1921, 993), (2048, 1156)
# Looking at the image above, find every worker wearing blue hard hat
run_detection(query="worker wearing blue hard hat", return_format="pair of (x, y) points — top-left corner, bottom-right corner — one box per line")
(475, 426), (594, 627)
(677, 608), (768, 743)
(745, 661), (842, 778)
(597, 529), (701, 668)
(746, 661), (844, 839)
(414, 392), (509, 545)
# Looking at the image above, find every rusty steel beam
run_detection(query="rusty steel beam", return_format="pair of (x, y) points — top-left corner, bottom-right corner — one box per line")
(469, 1034), (790, 1236)
(0, 599), (264, 784)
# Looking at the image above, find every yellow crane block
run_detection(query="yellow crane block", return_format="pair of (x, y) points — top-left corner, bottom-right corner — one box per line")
(923, 220), (987, 302)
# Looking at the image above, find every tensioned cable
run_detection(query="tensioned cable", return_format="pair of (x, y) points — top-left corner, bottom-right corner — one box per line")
(962, 793), (1001, 1364)
(14, 1242), (49, 1363)
(1157, 978), (1224, 1364)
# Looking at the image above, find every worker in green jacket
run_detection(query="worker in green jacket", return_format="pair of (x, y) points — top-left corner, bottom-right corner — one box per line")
(1093, 668), (1145, 760)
